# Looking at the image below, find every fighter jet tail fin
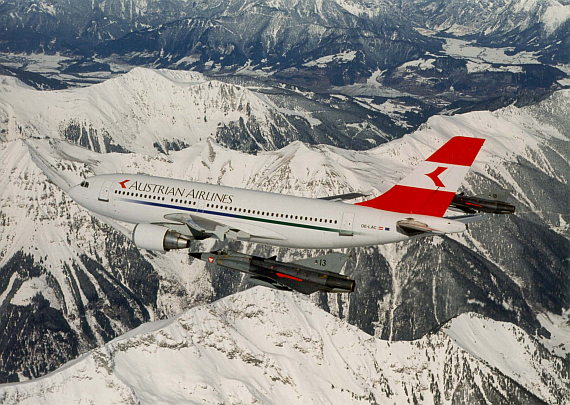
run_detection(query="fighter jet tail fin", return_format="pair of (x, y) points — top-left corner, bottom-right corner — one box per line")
(291, 253), (350, 274)
(356, 136), (485, 217)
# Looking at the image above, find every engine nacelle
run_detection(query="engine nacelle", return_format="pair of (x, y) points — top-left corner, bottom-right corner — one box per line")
(132, 223), (191, 252)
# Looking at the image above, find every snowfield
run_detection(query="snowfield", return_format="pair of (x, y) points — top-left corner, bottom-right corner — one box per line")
(0, 69), (568, 403)
(0, 288), (567, 405)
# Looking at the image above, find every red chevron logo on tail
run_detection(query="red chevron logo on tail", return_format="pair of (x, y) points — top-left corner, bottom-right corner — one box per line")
(425, 166), (447, 188)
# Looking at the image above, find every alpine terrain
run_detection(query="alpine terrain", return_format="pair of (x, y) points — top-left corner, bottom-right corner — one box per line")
(0, 0), (569, 403)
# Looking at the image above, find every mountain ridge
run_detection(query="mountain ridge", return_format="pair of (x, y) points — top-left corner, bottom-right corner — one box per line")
(0, 287), (567, 404)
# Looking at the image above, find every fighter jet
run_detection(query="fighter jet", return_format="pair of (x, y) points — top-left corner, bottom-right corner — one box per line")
(191, 251), (355, 295)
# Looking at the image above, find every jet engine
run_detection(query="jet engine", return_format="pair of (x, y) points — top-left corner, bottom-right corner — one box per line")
(132, 223), (191, 252)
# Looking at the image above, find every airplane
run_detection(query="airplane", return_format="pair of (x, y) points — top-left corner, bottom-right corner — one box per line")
(450, 189), (515, 214)
(68, 136), (503, 294)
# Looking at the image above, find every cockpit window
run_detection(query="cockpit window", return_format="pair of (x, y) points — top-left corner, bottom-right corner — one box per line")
(80, 181), (90, 188)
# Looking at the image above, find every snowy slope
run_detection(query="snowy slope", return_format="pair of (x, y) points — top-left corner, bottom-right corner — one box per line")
(0, 67), (397, 153)
(0, 87), (568, 393)
(0, 288), (566, 405)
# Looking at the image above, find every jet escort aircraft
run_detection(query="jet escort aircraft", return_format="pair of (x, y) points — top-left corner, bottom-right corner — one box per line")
(68, 136), (509, 294)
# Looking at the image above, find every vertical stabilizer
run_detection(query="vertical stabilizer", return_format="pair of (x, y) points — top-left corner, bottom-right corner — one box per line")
(356, 136), (485, 217)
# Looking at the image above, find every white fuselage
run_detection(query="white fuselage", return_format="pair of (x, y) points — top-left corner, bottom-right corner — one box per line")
(69, 173), (463, 249)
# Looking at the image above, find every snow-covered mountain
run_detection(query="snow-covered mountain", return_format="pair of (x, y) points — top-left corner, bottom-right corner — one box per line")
(402, 0), (570, 63)
(0, 288), (567, 404)
(0, 67), (398, 153)
(0, 75), (568, 392)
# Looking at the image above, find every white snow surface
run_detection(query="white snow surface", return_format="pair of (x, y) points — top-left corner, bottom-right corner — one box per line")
(445, 313), (567, 403)
(303, 50), (358, 67)
(443, 38), (541, 65)
(536, 309), (570, 357)
(0, 67), (323, 153)
(0, 288), (567, 405)
(0, 70), (569, 403)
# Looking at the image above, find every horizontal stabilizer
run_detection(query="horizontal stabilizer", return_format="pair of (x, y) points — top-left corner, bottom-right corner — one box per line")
(444, 214), (484, 224)
(319, 192), (370, 202)
(291, 253), (350, 273)
(396, 218), (443, 236)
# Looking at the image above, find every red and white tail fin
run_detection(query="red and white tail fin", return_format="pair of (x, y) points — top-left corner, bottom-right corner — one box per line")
(356, 136), (485, 217)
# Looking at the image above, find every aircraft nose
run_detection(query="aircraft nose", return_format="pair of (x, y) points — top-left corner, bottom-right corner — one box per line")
(68, 184), (83, 204)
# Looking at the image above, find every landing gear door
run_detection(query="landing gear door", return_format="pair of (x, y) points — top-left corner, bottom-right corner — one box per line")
(98, 180), (114, 202)
(340, 212), (355, 236)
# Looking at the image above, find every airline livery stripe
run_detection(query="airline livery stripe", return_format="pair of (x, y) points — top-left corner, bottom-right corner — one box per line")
(119, 198), (345, 234)
(426, 137), (485, 166)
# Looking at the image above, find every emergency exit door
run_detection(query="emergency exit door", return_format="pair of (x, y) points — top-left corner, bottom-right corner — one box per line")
(98, 180), (114, 202)
(340, 212), (354, 236)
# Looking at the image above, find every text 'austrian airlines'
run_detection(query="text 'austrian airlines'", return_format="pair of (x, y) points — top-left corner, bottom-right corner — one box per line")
(68, 136), (514, 294)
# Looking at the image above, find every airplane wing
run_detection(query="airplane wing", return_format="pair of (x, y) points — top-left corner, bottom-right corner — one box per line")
(163, 212), (251, 241)
(246, 274), (324, 295)
(162, 213), (286, 242)
(318, 192), (370, 202)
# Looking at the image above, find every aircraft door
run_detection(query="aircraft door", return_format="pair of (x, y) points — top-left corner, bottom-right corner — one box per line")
(98, 180), (114, 202)
(340, 212), (354, 236)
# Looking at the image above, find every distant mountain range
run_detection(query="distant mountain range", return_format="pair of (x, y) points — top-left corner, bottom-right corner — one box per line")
(2, 0), (568, 63)
(0, 1), (569, 402)
(0, 69), (568, 401)
(1, 0), (567, 139)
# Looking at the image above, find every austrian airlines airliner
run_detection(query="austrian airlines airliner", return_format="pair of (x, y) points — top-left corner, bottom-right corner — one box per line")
(68, 136), (485, 253)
